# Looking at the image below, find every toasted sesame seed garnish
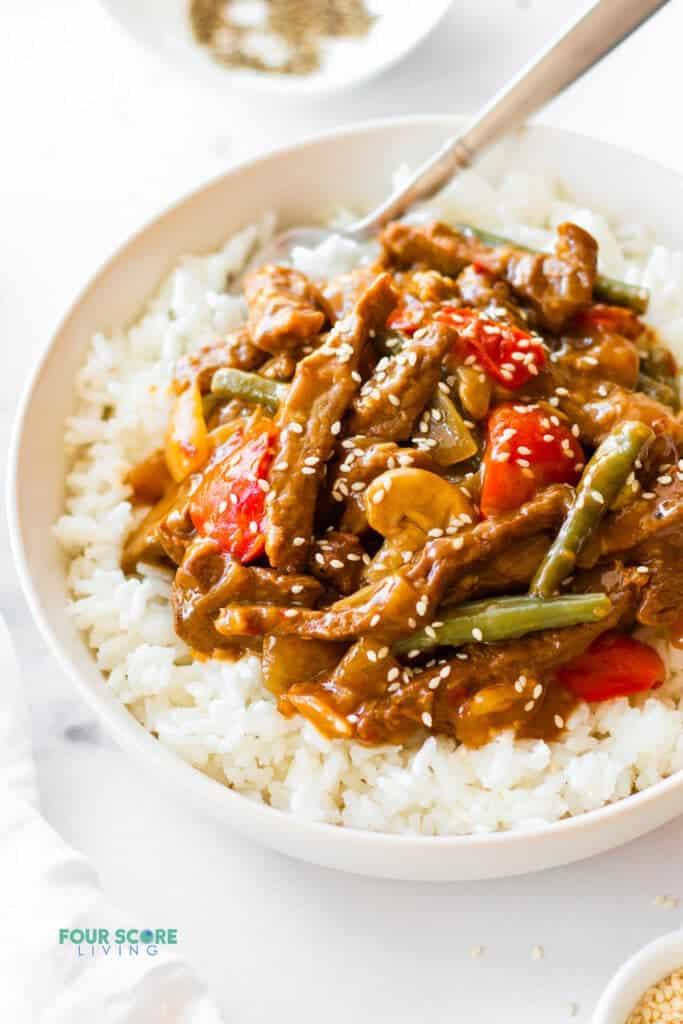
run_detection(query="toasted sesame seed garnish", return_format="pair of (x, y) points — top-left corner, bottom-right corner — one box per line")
(658, 474), (673, 485)
(524, 701), (535, 712)
(554, 715), (565, 729)
(416, 598), (428, 617)
(372, 488), (385, 504)
(471, 627), (484, 641)
(293, 536), (306, 547)
(518, 445), (532, 455)
(289, 421), (304, 434)
(642, 491), (656, 500)
(370, 613), (381, 627)
(301, 466), (315, 476)
(533, 684), (543, 700)
(590, 489), (605, 504)
(408, 617), (417, 629)
(425, 626), (437, 640)
(351, 371), (362, 383)
(387, 666), (400, 682)
(421, 712), (433, 728)
(284, 609), (298, 618)
(517, 458), (531, 468)
(407, 649), (420, 659)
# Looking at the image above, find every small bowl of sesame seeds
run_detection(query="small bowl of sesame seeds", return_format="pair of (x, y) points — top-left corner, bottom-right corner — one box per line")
(100, 0), (456, 98)
(593, 929), (683, 1024)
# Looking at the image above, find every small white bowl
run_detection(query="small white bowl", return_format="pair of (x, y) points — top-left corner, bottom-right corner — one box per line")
(9, 116), (683, 880)
(593, 929), (683, 1024)
(99, 0), (455, 99)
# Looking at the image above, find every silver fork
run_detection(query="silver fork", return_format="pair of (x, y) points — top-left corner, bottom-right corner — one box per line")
(249, 0), (669, 268)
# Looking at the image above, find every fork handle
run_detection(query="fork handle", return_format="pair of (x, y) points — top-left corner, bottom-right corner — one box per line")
(348, 0), (670, 240)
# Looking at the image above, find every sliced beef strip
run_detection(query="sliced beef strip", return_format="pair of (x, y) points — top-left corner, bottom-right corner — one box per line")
(309, 531), (367, 595)
(382, 220), (597, 331)
(353, 563), (645, 744)
(172, 536), (323, 654)
(380, 221), (478, 278)
(441, 534), (553, 607)
(265, 273), (398, 572)
(578, 474), (683, 567)
(347, 321), (457, 441)
(174, 329), (264, 392)
(265, 484), (572, 642)
(244, 265), (335, 354)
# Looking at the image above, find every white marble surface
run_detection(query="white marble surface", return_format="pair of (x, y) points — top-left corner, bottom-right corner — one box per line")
(3, 1), (683, 1020)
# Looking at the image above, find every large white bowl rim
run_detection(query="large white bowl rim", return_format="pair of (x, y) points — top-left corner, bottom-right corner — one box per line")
(9, 115), (683, 881)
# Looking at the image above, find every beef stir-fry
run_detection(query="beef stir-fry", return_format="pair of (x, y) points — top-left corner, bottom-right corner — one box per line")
(122, 219), (682, 749)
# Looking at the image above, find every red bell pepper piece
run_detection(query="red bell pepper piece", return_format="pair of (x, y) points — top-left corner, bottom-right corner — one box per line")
(189, 420), (278, 564)
(556, 633), (665, 702)
(480, 403), (584, 517)
(436, 306), (547, 389)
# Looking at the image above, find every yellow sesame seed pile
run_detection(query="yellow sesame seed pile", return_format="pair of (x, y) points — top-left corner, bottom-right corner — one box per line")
(627, 969), (683, 1024)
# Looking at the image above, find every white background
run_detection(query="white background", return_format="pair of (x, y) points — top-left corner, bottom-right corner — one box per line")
(3, 1), (683, 1020)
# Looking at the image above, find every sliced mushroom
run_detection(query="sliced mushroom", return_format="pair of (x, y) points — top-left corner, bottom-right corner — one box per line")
(364, 468), (475, 582)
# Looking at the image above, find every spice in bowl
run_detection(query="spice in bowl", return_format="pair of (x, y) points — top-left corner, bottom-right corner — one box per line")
(189, 0), (376, 75)
(626, 968), (683, 1023)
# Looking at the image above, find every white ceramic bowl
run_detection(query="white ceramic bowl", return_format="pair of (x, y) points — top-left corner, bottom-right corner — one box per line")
(593, 929), (683, 1024)
(99, 0), (455, 99)
(9, 116), (683, 881)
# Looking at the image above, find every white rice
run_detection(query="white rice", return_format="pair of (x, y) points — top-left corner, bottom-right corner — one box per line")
(55, 166), (683, 835)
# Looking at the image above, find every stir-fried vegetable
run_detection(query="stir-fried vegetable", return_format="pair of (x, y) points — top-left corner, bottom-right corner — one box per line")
(530, 420), (654, 597)
(480, 404), (584, 517)
(421, 391), (478, 466)
(556, 632), (665, 701)
(436, 306), (547, 389)
(189, 419), (278, 563)
(211, 368), (288, 413)
(165, 381), (210, 482)
(394, 592), (612, 654)
(455, 223), (650, 315)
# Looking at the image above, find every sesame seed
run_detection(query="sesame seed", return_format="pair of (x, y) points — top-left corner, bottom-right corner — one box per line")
(554, 715), (565, 729)
(471, 627), (484, 641)
(351, 371), (362, 383)
(293, 536), (306, 546)
(289, 421), (303, 434)
(408, 617), (417, 630)
(416, 598), (428, 617)
(421, 712), (433, 728)
(524, 701), (535, 712)
(387, 667), (400, 682)
(330, 559), (344, 569)
(642, 491), (656, 500)
(518, 445), (532, 455)
(637, 565), (650, 574)
(590, 489), (605, 504)
(555, 386), (569, 396)
(372, 489), (385, 504)
(407, 649), (420, 659)
(439, 665), (451, 679)
(517, 458), (531, 468)
(370, 613), (381, 627)
(284, 609), (298, 618)
(658, 474), (673, 485)
(533, 684), (543, 699)
(425, 626), (437, 640)
(388, 394), (401, 406)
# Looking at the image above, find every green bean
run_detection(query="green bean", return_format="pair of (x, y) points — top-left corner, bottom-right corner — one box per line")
(210, 368), (288, 413)
(393, 593), (612, 654)
(530, 420), (654, 598)
(455, 223), (650, 315)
